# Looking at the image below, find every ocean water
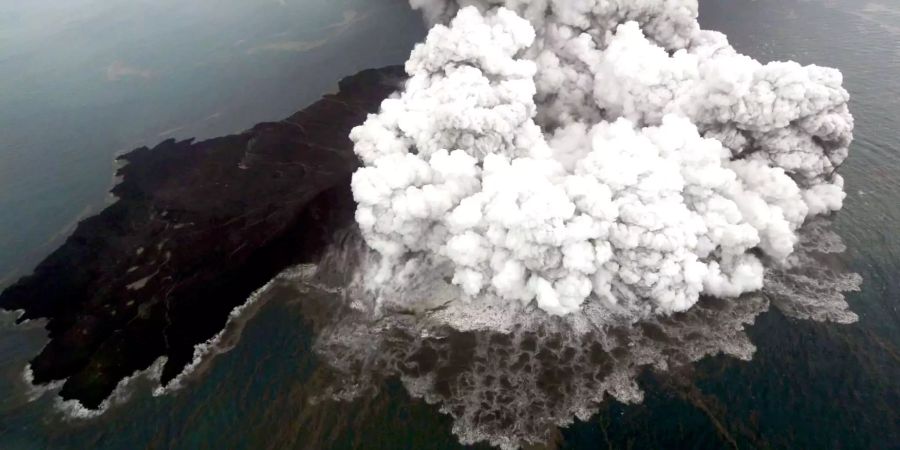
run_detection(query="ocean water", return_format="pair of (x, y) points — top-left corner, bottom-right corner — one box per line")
(0, 0), (426, 285)
(0, 0), (898, 449)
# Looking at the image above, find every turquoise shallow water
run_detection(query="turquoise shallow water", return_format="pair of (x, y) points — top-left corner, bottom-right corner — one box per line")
(0, 0), (898, 448)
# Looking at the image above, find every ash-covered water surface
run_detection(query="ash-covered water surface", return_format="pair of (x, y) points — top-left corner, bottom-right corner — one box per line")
(293, 217), (859, 449)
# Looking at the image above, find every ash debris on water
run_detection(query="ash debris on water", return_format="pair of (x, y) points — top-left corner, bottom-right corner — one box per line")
(298, 2), (862, 447)
(288, 218), (858, 449)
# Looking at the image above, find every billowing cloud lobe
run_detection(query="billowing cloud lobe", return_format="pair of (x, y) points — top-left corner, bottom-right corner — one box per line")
(350, 0), (853, 317)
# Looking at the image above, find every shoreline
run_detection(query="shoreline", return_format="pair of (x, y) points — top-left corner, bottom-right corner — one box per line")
(0, 66), (407, 410)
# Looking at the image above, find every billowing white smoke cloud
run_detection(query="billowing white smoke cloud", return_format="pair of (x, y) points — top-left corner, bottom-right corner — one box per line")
(350, 1), (852, 316)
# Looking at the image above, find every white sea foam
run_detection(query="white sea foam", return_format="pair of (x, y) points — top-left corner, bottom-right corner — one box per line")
(54, 357), (167, 420)
(153, 264), (317, 396)
(22, 364), (65, 402)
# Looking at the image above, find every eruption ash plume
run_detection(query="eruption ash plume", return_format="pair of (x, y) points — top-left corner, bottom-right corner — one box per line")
(297, 219), (859, 449)
(351, 0), (853, 317)
(297, 3), (861, 446)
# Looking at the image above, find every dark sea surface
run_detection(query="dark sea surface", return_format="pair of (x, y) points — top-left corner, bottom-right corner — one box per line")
(0, 0), (897, 449)
(0, 0), (426, 286)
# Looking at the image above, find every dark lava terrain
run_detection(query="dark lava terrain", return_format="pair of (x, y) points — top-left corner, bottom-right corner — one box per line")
(0, 66), (405, 409)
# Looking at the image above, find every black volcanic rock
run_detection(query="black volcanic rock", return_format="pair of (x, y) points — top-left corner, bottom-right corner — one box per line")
(0, 66), (406, 409)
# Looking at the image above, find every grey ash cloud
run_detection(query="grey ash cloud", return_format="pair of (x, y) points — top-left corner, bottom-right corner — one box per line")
(349, 0), (853, 318)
